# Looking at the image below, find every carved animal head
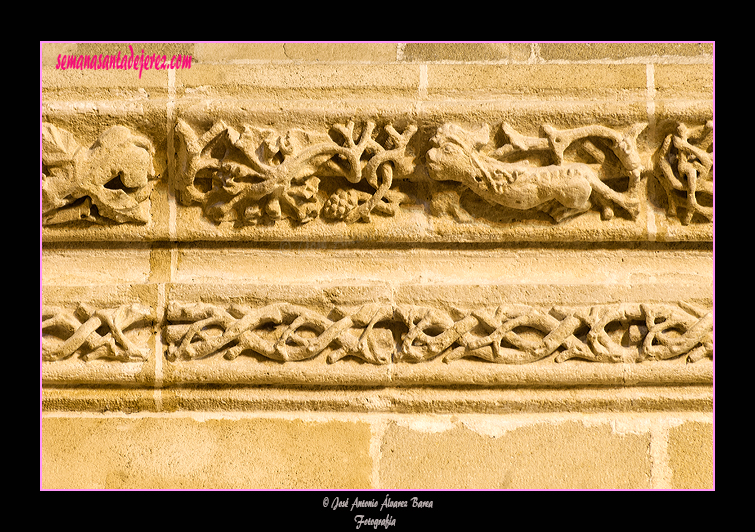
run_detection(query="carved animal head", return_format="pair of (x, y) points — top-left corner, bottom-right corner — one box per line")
(426, 123), (488, 181)
(42, 124), (156, 225)
(426, 123), (519, 191)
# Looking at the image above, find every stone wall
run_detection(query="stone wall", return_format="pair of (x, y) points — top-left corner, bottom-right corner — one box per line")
(41, 42), (714, 491)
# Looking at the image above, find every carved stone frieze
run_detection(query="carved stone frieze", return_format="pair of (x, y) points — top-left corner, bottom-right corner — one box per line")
(175, 117), (657, 227)
(654, 121), (713, 224)
(42, 123), (157, 225)
(39, 113), (712, 241)
(165, 300), (712, 366)
(39, 114), (713, 240)
(174, 116), (714, 230)
(175, 119), (418, 226)
(42, 303), (154, 362)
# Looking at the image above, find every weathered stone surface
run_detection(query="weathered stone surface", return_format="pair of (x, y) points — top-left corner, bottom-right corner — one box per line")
(426, 121), (646, 223)
(164, 299), (712, 365)
(668, 421), (714, 489)
(41, 103), (169, 242)
(402, 43), (514, 62)
(42, 123), (157, 225)
(537, 43), (713, 61)
(41, 42), (714, 490)
(654, 64), (714, 99)
(174, 116), (418, 227)
(41, 411), (712, 489)
(42, 387), (157, 413)
(175, 63), (420, 100)
(281, 43), (397, 62)
(379, 418), (652, 489)
(41, 284), (158, 386)
(653, 120), (713, 225)
(41, 103), (711, 242)
(42, 386), (714, 414)
(41, 416), (373, 489)
(426, 64), (648, 98)
(42, 243), (713, 388)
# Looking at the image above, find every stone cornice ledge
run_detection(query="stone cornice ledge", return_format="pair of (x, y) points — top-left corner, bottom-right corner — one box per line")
(42, 360), (713, 388)
(42, 385), (713, 414)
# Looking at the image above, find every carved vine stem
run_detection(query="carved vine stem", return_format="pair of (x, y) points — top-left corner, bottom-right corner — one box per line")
(175, 119), (417, 225)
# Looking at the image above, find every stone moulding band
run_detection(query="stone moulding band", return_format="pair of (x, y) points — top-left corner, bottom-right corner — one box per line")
(41, 386), (714, 414)
(43, 300), (713, 368)
(41, 116), (714, 235)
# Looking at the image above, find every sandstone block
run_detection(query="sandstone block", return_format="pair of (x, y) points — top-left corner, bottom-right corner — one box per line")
(194, 43), (289, 62)
(281, 43), (397, 62)
(402, 43), (513, 62)
(42, 416), (373, 489)
(654, 64), (713, 99)
(537, 43), (713, 62)
(379, 419), (652, 489)
(668, 421), (714, 489)
(175, 63), (420, 100)
(426, 64), (647, 98)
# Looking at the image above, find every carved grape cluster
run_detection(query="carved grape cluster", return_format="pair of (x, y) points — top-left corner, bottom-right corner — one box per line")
(322, 189), (359, 220)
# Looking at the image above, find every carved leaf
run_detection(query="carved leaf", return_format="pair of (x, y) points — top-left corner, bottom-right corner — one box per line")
(42, 123), (81, 164)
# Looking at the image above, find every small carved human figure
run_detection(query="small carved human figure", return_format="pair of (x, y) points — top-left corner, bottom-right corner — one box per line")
(426, 123), (643, 222)
(655, 120), (713, 224)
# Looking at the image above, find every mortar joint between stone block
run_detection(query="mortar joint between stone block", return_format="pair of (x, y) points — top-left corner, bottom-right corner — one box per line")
(369, 418), (388, 489)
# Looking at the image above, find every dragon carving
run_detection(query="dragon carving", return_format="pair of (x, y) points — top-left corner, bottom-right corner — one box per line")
(426, 122), (647, 222)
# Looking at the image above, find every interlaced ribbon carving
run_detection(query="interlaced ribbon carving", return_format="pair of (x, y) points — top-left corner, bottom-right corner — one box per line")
(164, 301), (713, 365)
(165, 302), (395, 364)
(41, 300), (712, 365)
(42, 303), (153, 362)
